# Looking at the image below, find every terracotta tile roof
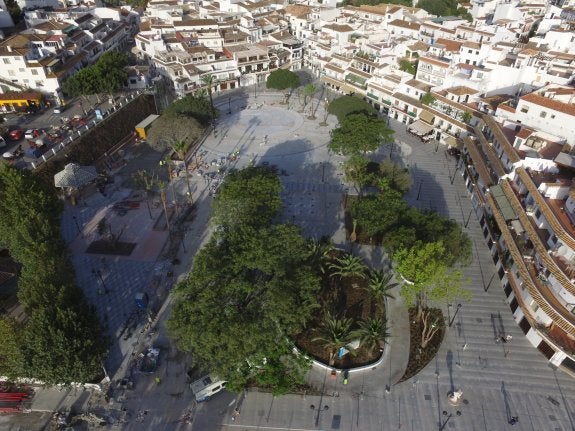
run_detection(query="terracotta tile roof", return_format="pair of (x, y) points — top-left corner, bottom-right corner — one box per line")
(521, 92), (575, 117)
(323, 23), (354, 32)
(516, 127), (534, 139)
(501, 180), (575, 299)
(487, 190), (575, 337)
(498, 104), (516, 113)
(388, 19), (420, 31)
(463, 136), (496, 187)
(517, 167), (575, 252)
(419, 56), (450, 68)
(480, 115), (520, 163)
(0, 91), (43, 101)
(472, 124), (507, 178)
(446, 85), (478, 96)
(284, 4), (312, 17)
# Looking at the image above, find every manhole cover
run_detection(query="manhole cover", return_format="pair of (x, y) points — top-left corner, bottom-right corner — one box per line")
(549, 415), (557, 421)
(424, 395), (432, 401)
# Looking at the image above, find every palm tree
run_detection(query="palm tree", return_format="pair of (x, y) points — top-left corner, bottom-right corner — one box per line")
(352, 318), (390, 354)
(171, 140), (193, 204)
(365, 270), (397, 312)
(328, 254), (367, 280)
(158, 180), (170, 231)
(201, 74), (215, 117)
(312, 314), (354, 365)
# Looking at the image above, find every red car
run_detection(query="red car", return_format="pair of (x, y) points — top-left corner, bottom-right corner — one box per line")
(8, 129), (23, 141)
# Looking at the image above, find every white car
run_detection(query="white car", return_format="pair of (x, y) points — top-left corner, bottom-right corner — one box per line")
(25, 129), (39, 140)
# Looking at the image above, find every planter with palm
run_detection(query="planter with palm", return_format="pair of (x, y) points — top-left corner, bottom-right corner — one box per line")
(312, 314), (354, 366)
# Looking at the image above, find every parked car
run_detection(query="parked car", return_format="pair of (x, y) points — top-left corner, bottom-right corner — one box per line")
(25, 129), (40, 140)
(0, 137), (6, 148)
(8, 129), (23, 141)
(53, 105), (67, 114)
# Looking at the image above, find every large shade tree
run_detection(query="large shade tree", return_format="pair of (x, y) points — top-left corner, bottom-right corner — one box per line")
(211, 166), (282, 228)
(62, 51), (128, 100)
(168, 223), (320, 390)
(329, 113), (394, 156)
(0, 166), (107, 384)
(266, 69), (300, 90)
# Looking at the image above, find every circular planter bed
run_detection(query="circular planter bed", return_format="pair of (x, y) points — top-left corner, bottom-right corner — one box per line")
(293, 253), (387, 369)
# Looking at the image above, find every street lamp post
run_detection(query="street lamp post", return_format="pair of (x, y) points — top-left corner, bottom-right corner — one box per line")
(92, 269), (109, 294)
(72, 215), (82, 236)
(228, 97), (231, 115)
(448, 304), (462, 327)
(435, 139), (440, 153)
(416, 179), (423, 201)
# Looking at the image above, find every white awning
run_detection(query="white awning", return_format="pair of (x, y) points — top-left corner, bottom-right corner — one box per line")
(408, 119), (435, 136)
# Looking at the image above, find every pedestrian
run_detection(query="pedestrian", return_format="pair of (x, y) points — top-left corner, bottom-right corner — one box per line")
(232, 407), (240, 421)
(509, 416), (518, 425)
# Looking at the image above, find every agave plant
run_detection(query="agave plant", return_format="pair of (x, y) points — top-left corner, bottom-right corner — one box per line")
(312, 314), (354, 365)
(352, 318), (390, 354)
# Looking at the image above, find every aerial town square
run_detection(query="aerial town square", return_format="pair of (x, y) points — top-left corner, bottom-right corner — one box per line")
(0, 0), (575, 429)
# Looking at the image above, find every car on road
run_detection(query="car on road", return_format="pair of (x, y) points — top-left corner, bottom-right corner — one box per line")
(53, 105), (68, 114)
(25, 129), (41, 140)
(191, 374), (227, 402)
(8, 129), (23, 141)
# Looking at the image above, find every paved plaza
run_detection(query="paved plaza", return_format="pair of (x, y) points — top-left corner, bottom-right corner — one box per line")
(3, 87), (575, 431)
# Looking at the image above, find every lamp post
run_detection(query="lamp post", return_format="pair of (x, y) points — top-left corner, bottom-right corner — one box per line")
(448, 304), (462, 327)
(435, 139), (440, 153)
(416, 179), (423, 201)
(72, 215), (82, 236)
(450, 162), (460, 184)
(228, 97), (231, 115)
(92, 269), (109, 294)
(310, 404), (329, 427)
(159, 156), (178, 217)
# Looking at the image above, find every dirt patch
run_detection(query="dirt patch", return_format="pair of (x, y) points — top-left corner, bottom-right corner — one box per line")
(400, 307), (445, 382)
(85, 240), (137, 256)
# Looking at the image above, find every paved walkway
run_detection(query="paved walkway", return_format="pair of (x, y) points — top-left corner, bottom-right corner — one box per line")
(6, 85), (575, 431)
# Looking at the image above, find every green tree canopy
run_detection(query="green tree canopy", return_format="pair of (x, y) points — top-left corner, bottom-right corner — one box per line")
(62, 51), (129, 98)
(168, 223), (320, 389)
(416, 0), (472, 20)
(211, 166), (282, 228)
(162, 93), (216, 127)
(399, 59), (417, 76)
(329, 113), (394, 156)
(0, 166), (107, 384)
(351, 185), (407, 238)
(327, 95), (376, 123)
(266, 69), (300, 90)
(421, 92), (435, 106)
(343, 154), (373, 194)
(0, 318), (25, 379)
(378, 159), (412, 195)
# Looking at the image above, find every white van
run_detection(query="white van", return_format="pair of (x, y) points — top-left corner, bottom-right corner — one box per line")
(190, 374), (227, 402)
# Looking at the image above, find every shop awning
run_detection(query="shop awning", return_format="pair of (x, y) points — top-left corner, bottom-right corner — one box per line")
(408, 119), (435, 136)
(420, 110), (435, 124)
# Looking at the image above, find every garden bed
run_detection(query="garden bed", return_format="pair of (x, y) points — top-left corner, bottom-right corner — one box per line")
(400, 307), (445, 382)
(293, 264), (385, 369)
